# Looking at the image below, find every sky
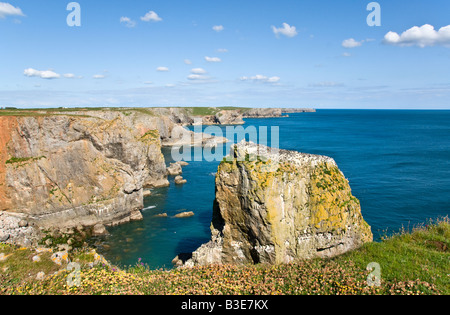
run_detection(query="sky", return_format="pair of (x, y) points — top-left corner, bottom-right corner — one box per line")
(1, 0), (450, 109)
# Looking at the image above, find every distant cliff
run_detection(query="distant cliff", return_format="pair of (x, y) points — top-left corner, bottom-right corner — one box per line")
(181, 141), (373, 266)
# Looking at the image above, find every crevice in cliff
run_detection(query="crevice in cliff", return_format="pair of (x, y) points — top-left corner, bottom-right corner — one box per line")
(37, 164), (72, 205)
(316, 242), (344, 253)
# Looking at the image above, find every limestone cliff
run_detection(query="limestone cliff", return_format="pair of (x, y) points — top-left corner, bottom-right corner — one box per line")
(0, 107), (316, 246)
(0, 112), (168, 232)
(183, 141), (373, 266)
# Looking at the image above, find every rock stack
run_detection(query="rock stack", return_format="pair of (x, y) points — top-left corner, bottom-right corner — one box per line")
(181, 141), (373, 267)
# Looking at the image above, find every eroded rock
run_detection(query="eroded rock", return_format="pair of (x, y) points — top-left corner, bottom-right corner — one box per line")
(182, 141), (373, 267)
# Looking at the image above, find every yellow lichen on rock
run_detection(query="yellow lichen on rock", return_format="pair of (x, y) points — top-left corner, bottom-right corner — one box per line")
(184, 141), (373, 267)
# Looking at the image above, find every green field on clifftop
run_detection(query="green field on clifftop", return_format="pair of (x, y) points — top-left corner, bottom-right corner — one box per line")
(1, 217), (448, 295)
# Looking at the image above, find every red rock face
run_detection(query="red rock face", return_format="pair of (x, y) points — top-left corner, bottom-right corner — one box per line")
(0, 116), (18, 211)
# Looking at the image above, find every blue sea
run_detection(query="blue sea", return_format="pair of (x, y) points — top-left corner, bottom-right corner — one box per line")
(92, 110), (450, 269)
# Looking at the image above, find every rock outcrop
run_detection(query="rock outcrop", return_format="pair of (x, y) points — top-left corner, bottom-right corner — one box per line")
(182, 141), (373, 267)
(0, 107), (315, 246)
(0, 112), (168, 234)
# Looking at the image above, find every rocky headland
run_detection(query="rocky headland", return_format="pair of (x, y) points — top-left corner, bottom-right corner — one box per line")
(179, 141), (373, 267)
(0, 107), (315, 247)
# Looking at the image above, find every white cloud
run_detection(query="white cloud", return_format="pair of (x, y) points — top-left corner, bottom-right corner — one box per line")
(120, 16), (136, 28)
(184, 59), (192, 65)
(383, 24), (450, 48)
(217, 48), (228, 53)
(156, 66), (169, 72)
(205, 56), (221, 63)
(309, 81), (344, 87)
(63, 73), (82, 79)
(187, 74), (209, 81)
(93, 74), (105, 79)
(272, 23), (298, 38)
(141, 11), (162, 22)
(23, 68), (60, 80)
(342, 52), (352, 57)
(0, 2), (24, 18)
(190, 68), (207, 74)
(212, 25), (224, 32)
(342, 38), (364, 48)
(240, 75), (281, 84)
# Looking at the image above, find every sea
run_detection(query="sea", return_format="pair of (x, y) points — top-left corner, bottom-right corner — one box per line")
(91, 110), (450, 269)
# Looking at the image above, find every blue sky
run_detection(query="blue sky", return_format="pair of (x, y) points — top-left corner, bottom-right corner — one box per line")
(1, 0), (450, 109)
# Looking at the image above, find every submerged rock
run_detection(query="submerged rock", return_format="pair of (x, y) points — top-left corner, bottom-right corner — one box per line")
(174, 211), (195, 218)
(182, 141), (373, 267)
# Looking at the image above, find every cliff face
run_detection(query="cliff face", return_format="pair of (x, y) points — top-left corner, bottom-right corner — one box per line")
(0, 113), (168, 231)
(0, 107), (316, 246)
(184, 141), (373, 266)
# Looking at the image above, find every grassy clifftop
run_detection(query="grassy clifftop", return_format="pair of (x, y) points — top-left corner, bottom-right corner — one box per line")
(1, 217), (448, 295)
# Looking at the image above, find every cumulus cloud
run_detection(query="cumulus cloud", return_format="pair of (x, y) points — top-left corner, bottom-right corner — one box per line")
(217, 48), (228, 53)
(23, 68), (60, 79)
(212, 25), (224, 32)
(205, 56), (221, 63)
(187, 74), (209, 81)
(0, 2), (24, 18)
(190, 68), (207, 74)
(342, 38), (364, 48)
(383, 24), (450, 48)
(184, 59), (192, 65)
(141, 11), (162, 22)
(272, 23), (298, 38)
(93, 74), (106, 79)
(120, 16), (136, 28)
(240, 75), (281, 84)
(156, 66), (169, 72)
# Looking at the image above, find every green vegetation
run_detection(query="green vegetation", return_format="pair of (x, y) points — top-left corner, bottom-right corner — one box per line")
(5, 156), (46, 165)
(0, 106), (252, 118)
(335, 217), (450, 294)
(0, 217), (448, 295)
(187, 106), (250, 116)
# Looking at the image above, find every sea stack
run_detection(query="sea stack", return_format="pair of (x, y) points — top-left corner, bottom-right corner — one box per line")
(182, 141), (373, 266)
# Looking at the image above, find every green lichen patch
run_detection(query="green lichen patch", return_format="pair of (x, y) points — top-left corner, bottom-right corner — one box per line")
(5, 156), (46, 165)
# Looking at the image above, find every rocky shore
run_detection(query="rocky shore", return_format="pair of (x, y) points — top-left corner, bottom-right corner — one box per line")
(0, 107), (314, 247)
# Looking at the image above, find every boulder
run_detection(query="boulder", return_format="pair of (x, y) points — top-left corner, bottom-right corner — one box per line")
(167, 162), (183, 176)
(92, 224), (108, 236)
(51, 251), (69, 266)
(174, 176), (187, 185)
(143, 190), (152, 197)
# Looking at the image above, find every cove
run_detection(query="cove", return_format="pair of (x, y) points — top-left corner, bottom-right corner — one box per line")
(91, 110), (450, 270)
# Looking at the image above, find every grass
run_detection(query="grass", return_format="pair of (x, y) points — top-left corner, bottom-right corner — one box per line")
(5, 156), (46, 165)
(333, 217), (450, 294)
(0, 217), (448, 295)
(0, 106), (252, 118)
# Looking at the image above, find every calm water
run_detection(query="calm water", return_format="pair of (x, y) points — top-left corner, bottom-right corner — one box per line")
(93, 110), (450, 269)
